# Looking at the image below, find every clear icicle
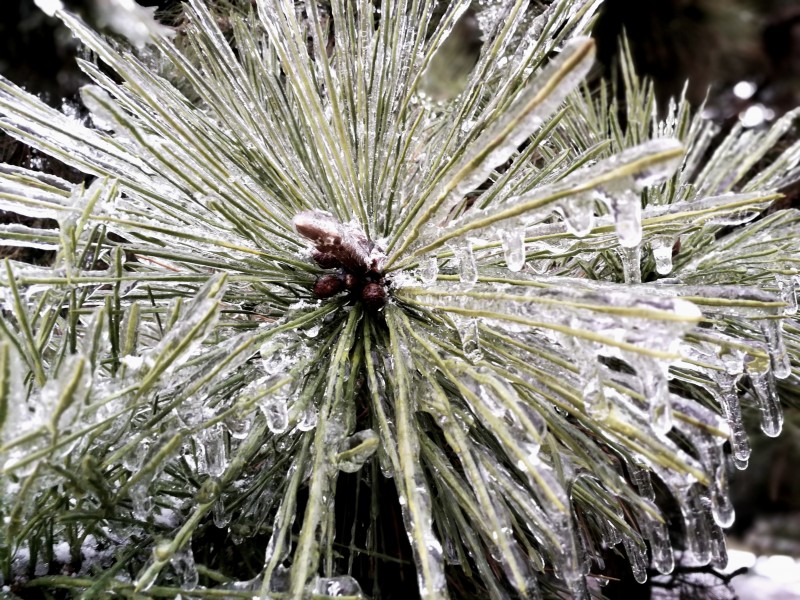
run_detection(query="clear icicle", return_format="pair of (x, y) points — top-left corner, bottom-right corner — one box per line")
(618, 244), (642, 284)
(760, 319), (791, 379)
(601, 183), (642, 248)
(718, 377), (751, 463)
(633, 357), (672, 435)
(678, 485), (712, 565)
(557, 192), (595, 237)
(777, 274), (798, 315)
(709, 524), (728, 569)
(260, 384), (291, 434)
(650, 237), (674, 275)
(202, 424), (227, 477)
(455, 316), (483, 363)
(499, 226), (526, 272)
(450, 239), (478, 286)
(747, 368), (783, 437)
(711, 461), (735, 528)
(645, 517), (674, 575)
(629, 463), (655, 502)
(170, 544), (199, 589)
(622, 536), (648, 584)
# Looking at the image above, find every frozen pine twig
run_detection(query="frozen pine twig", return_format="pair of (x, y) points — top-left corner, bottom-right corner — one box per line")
(0, 0), (799, 598)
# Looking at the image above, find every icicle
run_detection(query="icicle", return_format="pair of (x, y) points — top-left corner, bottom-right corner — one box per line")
(418, 254), (439, 284)
(650, 236), (674, 275)
(776, 274), (798, 315)
(450, 238), (478, 286)
(760, 319), (791, 379)
(629, 463), (655, 502)
(711, 461), (735, 528)
(557, 192), (595, 237)
(718, 379), (751, 463)
(645, 517), (674, 575)
(499, 225), (526, 272)
(709, 522), (728, 569)
(633, 357), (672, 435)
(131, 481), (153, 520)
(618, 244), (641, 284)
(747, 368), (783, 437)
(602, 183), (643, 248)
(622, 537), (648, 583)
(260, 390), (290, 434)
(455, 316), (483, 363)
(170, 544), (199, 589)
(678, 485), (712, 565)
(213, 498), (231, 529)
(201, 425), (227, 477)
(580, 357), (609, 420)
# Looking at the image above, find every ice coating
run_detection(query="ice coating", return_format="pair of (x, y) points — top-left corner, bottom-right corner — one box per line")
(0, 0), (797, 595)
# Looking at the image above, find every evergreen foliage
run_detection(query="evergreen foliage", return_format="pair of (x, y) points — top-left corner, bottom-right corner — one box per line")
(0, 0), (799, 597)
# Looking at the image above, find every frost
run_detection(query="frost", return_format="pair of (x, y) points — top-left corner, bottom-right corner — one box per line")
(33, 0), (63, 16)
(93, 0), (176, 49)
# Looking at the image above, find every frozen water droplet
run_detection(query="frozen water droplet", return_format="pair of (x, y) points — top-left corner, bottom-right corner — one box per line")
(260, 393), (290, 434)
(722, 390), (751, 461)
(305, 323), (321, 338)
(419, 254), (439, 284)
(678, 485), (713, 565)
(226, 412), (253, 440)
(297, 405), (318, 431)
(500, 226), (526, 272)
(651, 237), (674, 275)
(558, 192), (595, 237)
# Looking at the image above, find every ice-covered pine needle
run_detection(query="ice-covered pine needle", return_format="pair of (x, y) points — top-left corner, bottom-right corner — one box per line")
(0, 0), (799, 598)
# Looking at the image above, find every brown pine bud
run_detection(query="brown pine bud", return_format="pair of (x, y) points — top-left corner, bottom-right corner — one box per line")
(361, 282), (387, 310)
(313, 274), (345, 298)
(312, 249), (342, 269)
